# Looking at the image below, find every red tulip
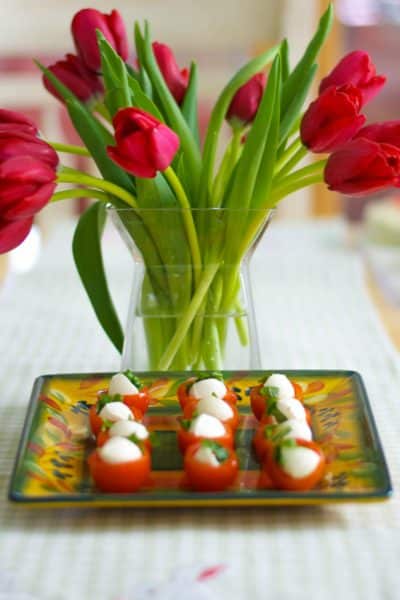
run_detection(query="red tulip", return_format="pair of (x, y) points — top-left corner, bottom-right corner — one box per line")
(355, 121), (400, 149)
(0, 109), (37, 135)
(43, 54), (103, 105)
(152, 42), (189, 105)
(107, 108), (180, 178)
(300, 84), (366, 153)
(324, 138), (400, 196)
(0, 131), (59, 169)
(71, 8), (129, 73)
(0, 216), (34, 254)
(319, 51), (386, 107)
(226, 73), (266, 125)
(0, 156), (57, 220)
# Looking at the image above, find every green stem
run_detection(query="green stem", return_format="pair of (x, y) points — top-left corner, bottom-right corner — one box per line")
(273, 136), (302, 174)
(94, 102), (112, 122)
(271, 172), (325, 204)
(48, 142), (90, 157)
(211, 127), (243, 207)
(157, 262), (219, 370)
(51, 188), (109, 203)
(57, 166), (138, 209)
(275, 158), (327, 188)
(274, 144), (307, 180)
(163, 166), (202, 284)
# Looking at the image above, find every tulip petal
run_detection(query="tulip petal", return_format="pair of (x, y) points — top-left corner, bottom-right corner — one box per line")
(1, 182), (56, 220)
(0, 109), (37, 134)
(0, 216), (33, 253)
(150, 125), (180, 170)
(0, 156), (56, 184)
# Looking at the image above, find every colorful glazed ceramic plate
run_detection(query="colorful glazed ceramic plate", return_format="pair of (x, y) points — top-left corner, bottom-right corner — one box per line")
(9, 370), (392, 507)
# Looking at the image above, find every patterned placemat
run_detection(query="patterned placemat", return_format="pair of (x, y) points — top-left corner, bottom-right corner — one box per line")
(0, 218), (399, 600)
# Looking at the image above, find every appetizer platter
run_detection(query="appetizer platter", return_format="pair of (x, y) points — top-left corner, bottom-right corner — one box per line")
(9, 370), (391, 507)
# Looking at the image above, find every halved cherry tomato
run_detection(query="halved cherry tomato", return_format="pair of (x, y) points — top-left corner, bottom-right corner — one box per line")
(250, 383), (310, 423)
(184, 442), (239, 491)
(264, 439), (326, 491)
(177, 422), (234, 454)
(252, 424), (274, 462)
(178, 379), (238, 410)
(88, 403), (142, 438)
(88, 447), (151, 493)
(122, 389), (151, 415)
(183, 398), (240, 431)
(96, 430), (152, 452)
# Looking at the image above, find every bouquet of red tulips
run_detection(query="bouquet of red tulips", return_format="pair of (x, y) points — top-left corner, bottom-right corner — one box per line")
(0, 4), (397, 370)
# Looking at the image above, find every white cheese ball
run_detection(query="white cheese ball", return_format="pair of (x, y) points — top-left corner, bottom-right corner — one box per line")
(189, 414), (226, 438)
(193, 445), (219, 467)
(109, 420), (149, 440)
(264, 374), (294, 400)
(99, 437), (142, 464)
(189, 378), (227, 402)
(99, 401), (133, 423)
(276, 419), (312, 441)
(277, 397), (307, 422)
(280, 446), (320, 479)
(108, 373), (139, 396)
(196, 396), (233, 421)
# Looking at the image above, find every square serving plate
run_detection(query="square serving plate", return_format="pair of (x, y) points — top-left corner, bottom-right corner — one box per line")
(9, 370), (392, 508)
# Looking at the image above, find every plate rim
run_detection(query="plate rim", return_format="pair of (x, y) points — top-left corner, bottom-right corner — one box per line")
(8, 369), (393, 507)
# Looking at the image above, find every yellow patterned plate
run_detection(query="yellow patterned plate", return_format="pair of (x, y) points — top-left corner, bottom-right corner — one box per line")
(9, 370), (392, 508)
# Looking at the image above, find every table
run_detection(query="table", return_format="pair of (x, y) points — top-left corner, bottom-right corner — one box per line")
(0, 218), (399, 600)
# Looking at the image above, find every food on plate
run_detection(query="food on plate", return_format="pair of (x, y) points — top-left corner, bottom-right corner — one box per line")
(88, 393), (141, 437)
(183, 396), (240, 431)
(263, 439), (326, 491)
(96, 419), (152, 452)
(108, 370), (151, 414)
(184, 440), (239, 491)
(178, 414), (234, 453)
(250, 373), (306, 422)
(253, 419), (313, 461)
(88, 436), (151, 493)
(177, 372), (237, 409)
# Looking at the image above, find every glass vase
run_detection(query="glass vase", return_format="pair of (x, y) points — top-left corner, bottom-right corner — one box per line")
(109, 207), (273, 371)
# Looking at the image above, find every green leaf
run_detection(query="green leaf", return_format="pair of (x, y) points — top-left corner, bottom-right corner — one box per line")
(281, 3), (333, 115)
(97, 32), (131, 108)
(72, 202), (124, 353)
(279, 64), (317, 144)
(181, 62), (200, 146)
(198, 42), (280, 208)
(280, 39), (290, 81)
(65, 98), (135, 193)
(127, 76), (164, 121)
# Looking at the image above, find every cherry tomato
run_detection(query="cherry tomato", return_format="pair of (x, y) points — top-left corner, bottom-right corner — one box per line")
(88, 447), (151, 493)
(252, 424), (274, 462)
(177, 421), (234, 454)
(184, 442), (239, 491)
(250, 383), (310, 423)
(264, 439), (326, 491)
(122, 389), (150, 415)
(89, 405), (103, 437)
(96, 430), (152, 452)
(183, 398), (240, 431)
(178, 379), (238, 409)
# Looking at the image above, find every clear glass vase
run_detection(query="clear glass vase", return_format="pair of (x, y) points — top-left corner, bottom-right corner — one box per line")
(110, 207), (273, 371)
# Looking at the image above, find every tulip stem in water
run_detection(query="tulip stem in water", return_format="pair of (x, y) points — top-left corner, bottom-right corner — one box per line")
(48, 142), (91, 157)
(57, 166), (138, 209)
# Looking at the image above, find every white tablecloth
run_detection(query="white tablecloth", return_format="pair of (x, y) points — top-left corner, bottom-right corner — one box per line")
(0, 218), (399, 600)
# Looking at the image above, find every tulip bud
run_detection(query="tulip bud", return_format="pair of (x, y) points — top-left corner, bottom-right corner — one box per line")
(226, 73), (266, 126)
(71, 8), (129, 73)
(355, 121), (400, 149)
(152, 42), (189, 105)
(0, 109), (38, 135)
(43, 54), (103, 105)
(300, 84), (366, 153)
(107, 108), (180, 178)
(324, 138), (400, 196)
(319, 51), (386, 107)
(0, 216), (34, 254)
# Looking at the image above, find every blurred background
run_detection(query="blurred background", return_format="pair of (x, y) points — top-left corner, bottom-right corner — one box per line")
(1, 0), (400, 318)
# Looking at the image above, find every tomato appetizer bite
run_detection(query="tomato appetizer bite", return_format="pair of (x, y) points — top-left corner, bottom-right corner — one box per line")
(86, 371), (326, 494)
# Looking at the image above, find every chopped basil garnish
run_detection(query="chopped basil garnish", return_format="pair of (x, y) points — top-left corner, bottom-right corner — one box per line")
(275, 438), (297, 465)
(123, 370), (143, 389)
(266, 397), (287, 423)
(100, 419), (113, 432)
(180, 418), (192, 431)
(149, 431), (160, 447)
(127, 433), (141, 447)
(260, 385), (280, 400)
(195, 371), (224, 383)
(96, 393), (122, 414)
(201, 440), (229, 463)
